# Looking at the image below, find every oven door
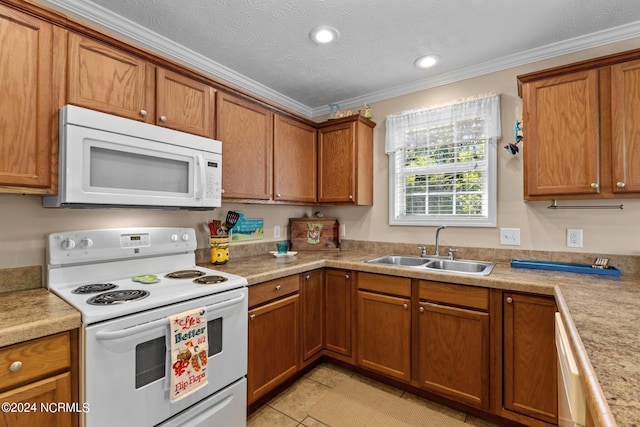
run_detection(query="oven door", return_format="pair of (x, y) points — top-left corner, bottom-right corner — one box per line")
(82, 288), (247, 427)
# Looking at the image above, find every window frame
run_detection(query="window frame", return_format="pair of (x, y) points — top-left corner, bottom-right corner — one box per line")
(387, 99), (499, 228)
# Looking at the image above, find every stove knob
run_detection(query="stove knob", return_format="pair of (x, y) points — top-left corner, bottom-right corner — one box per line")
(61, 238), (76, 250)
(182, 233), (190, 242)
(171, 234), (179, 242)
(80, 238), (93, 249)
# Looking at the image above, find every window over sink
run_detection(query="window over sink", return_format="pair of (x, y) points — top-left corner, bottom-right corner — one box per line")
(385, 94), (500, 227)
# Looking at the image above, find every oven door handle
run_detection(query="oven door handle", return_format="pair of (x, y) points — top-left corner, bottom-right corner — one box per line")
(95, 292), (246, 341)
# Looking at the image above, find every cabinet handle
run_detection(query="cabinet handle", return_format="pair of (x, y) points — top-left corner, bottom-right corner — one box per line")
(402, 303), (408, 310)
(221, 189), (225, 194)
(9, 361), (22, 372)
(139, 109), (148, 118)
(349, 195), (353, 200)
(617, 182), (626, 189)
(591, 183), (599, 190)
(275, 285), (281, 291)
(160, 115), (167, 123)
(506, 296), (513, 304)
(305, 275), (310, 280)
(345, 274), (350, 279)
(419, 307), (425, 313)
(249, 314), (255, 321)
(276, 193), (282, 198)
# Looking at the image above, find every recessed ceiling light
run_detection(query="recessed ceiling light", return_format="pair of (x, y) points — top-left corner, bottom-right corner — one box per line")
(309, 26), (340, 44)
(414, 55), (440, 69)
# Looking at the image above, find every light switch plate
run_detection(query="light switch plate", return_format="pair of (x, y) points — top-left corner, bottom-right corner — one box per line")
(500, 228), (521, 246)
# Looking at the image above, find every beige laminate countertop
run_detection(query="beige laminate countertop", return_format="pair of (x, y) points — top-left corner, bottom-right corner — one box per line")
(0, 288), (81, 348)
(204, 250), (640, 427)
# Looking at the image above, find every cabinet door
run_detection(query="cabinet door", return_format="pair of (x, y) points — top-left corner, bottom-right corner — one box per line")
(301, 271), (324, 362)
(273, 115), (317, 202)
(522, 70), (600, 198)
(416, 302), (489, 409)
(247, 294), (299, 404)
(0, 373), (73, 427)
(0, 5), (59, 191)
(217, 92), (273, 199)
(503, 293), (557, 424)
(156, 68), (215, 138)
(318, 121), (355, 203)
(67, 32), (152, 122)
(611, 59), (640, 194)
(357, 291), (411, 382)
(324, 269), (352, 358)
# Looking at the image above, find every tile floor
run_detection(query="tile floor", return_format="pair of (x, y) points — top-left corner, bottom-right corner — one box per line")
(247, 363), (501, 427)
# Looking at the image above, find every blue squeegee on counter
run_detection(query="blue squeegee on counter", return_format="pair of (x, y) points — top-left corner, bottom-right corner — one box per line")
(510, 259), (621, 276)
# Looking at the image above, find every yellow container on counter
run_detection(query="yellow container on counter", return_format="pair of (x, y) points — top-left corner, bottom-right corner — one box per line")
(210, 236), (229, 264)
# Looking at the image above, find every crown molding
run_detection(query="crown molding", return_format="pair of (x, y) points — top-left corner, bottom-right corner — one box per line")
(312, 20), (640, 117)
(37, 0), (640, 119)
(36, 0), (314, 117)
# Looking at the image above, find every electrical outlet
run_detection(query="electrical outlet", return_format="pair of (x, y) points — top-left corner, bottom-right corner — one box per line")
(500, 228), (521, 246)
(567, 229), (583, 248)
(273, 225), (281, 239)
(340, 224), (346, 237)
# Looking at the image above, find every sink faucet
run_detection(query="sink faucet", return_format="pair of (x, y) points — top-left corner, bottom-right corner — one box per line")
(434, 225), (447, 256)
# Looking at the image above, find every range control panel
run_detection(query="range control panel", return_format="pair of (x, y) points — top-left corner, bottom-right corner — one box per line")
(48, 227), (197, 266)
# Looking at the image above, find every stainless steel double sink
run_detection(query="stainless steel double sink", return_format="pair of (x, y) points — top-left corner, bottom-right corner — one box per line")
(365, 254), (496, 276)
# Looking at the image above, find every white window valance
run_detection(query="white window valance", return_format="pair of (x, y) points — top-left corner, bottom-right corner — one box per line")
(385, 94), (501, 154)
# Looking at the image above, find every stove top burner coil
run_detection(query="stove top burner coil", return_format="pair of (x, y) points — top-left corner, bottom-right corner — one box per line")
(87, 289), (150, 305)
(164, 270), (207, 279)
(72, 283), (118, 294)
(193, 275), (228, 285)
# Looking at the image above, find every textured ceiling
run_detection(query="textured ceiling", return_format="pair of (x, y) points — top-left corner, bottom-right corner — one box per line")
(39, 0), (640, 116)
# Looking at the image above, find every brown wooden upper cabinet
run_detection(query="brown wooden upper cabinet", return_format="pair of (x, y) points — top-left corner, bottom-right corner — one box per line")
(518, 48), (640, 200)
(0, 5), (64, 193)
(217, 91), (319, 203)
(273, 115), (317, 203)
(67, 32), (215, 138)
(216, 91), (273, 200)
(317, 116), (375, 205)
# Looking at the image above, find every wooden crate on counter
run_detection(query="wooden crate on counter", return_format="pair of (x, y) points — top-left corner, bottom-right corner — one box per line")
(289, 218), (339, 251)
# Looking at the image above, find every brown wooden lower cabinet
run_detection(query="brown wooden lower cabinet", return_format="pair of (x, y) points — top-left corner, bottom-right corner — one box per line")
(0, 331), (76, 427)
(324, 269), (353, 359)
(0, 373), (72, 427)
(356, 275), (411, 382)
(503, 292), (558, 424)
(301, 270), (324, 364)
(247, 292), (299, 404)
(416, 302), (489, 409)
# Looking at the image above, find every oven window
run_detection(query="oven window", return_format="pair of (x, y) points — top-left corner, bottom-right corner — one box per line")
(208, 317), (222, 356)
(134, 318), (223, 389)
(135, 336), (166, 389)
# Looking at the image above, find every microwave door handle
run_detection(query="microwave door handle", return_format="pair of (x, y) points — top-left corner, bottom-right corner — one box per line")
(95, 293), (246, 341)
(195, 155), (205, 201)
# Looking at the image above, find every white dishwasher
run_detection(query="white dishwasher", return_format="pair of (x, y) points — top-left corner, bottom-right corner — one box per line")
(556, 312), (587, 427)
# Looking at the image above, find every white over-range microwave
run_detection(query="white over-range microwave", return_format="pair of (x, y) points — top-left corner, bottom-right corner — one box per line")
(43, 105), (222, 210)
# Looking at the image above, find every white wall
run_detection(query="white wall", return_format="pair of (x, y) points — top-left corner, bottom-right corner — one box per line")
(319, 37), (640, 256)
(2, 37), (640, 271)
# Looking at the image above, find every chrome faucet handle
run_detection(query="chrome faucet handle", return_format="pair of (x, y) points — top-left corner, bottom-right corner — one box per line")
(448, 248), (459, 260)
(417, 246), (427, 257)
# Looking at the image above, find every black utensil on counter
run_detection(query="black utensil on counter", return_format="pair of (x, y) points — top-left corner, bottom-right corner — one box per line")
(225, 211), (240, 231)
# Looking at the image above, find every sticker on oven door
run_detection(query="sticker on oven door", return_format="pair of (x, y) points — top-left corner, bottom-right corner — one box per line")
(169, 308), (208, 402)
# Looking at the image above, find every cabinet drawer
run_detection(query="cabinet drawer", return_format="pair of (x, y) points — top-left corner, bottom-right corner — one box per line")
(249, 275), (300, 308)
(418, 281), (489, 311)
(357, 272), (411, 297)
(0, 332), (71, 391)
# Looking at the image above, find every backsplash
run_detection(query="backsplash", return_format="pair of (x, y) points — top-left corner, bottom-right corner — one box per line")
(0, 265), (42, 293)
